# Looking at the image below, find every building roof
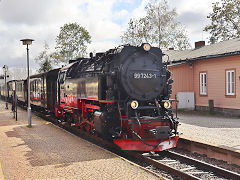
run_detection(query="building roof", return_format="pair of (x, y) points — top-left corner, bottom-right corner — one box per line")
(163, 38), (240, 63)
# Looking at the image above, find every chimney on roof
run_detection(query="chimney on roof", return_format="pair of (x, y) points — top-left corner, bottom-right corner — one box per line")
(168, 47), (174, 50)
(195, 41), (205, 48)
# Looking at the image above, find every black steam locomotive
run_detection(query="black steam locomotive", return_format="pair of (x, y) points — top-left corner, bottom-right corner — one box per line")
(1, 43), (179, 151)
(57, 43), (179, 151)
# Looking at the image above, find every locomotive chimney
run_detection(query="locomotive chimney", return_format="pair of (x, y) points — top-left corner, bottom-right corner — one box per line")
(195, 41), (205, 48)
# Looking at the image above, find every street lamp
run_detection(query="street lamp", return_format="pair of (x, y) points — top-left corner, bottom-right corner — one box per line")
(20, 39), (34, 127)
(2, 65), (8, 109)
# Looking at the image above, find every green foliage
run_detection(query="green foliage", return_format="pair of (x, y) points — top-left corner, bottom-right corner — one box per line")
(55, 23), (91, 63)
(204, 0), (240, 41)
(121, 18), (152, 46)
(40, 60), (52, 73)
(121, 0), (190, 50)
(35, 42), (52, 73)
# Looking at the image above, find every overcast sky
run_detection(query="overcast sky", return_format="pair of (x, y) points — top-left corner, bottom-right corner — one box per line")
(0, 0), (219, 73)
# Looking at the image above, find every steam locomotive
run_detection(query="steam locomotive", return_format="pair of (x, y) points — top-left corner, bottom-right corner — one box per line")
(1, 43), (179, 151)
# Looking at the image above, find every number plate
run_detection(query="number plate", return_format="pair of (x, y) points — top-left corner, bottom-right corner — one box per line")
(133, 73), (157, 79)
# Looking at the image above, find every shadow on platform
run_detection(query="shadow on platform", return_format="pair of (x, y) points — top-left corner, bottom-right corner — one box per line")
(5, 123), (115, 168)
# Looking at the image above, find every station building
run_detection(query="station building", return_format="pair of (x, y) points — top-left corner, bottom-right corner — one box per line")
(164, 38), (240, 116)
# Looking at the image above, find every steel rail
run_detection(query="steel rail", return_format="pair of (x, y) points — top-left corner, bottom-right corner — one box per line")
(127, 151), (200, 180)
(164, 150), (240, 180)
(130, 150), (240, 180)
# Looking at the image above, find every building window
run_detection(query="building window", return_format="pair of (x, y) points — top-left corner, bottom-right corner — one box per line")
(226, 70), (235, 95)
(200, 72), (207, 95)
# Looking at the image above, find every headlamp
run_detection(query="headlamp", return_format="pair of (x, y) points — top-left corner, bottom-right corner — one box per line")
(143, 43), (151, 51)
(130, 100), (139, 109)
(163, 101), (171, 109)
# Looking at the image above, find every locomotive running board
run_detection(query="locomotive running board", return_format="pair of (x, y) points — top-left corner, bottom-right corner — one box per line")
(113, 136), (179, 151)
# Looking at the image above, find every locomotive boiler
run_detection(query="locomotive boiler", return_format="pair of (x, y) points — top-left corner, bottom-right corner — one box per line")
(57, 43), (179, 151)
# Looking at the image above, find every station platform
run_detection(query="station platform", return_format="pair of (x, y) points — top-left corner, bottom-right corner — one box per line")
(0, 101), (159, 180)
(178, 112), (240, 153)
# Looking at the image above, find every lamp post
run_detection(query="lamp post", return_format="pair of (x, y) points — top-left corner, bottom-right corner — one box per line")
(20, 39), (34, 127)
(2, 65), (8, 109)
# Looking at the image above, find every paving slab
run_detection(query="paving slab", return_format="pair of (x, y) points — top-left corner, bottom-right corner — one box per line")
(178, 113), (240, 153)
(0, 100), (159, 180)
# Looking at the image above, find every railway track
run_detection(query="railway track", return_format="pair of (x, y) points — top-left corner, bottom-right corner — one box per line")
(18, 104), (240, 180)
(128, 150), (240, 180)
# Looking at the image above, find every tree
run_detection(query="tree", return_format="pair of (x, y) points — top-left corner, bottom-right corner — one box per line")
(35, 42), (52, 73)
(55, 23), (91, 63)
(121, 0), (190, 50)
(121, 18), (152, 46)
(204, 0), (240, 41)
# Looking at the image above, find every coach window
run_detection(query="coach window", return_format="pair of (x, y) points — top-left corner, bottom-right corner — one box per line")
(37, 80), (39, 92)
(59, 71), (66, 84)
(226, 69), (235, 96)
(30, 81), (34, 91)
(200, 72), (207, 95)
